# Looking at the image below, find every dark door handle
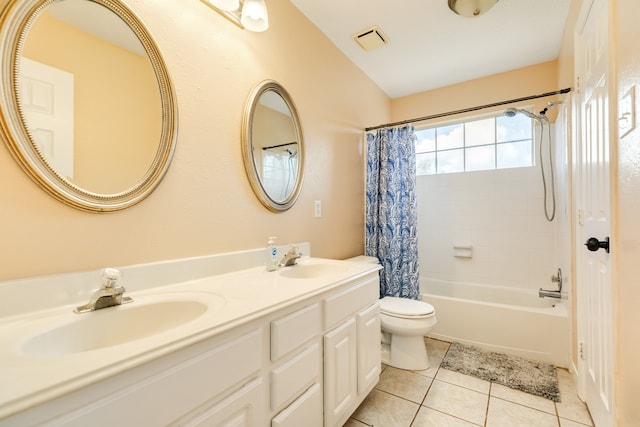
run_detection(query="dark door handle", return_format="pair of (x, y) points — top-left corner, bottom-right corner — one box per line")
(585, 237), (610, 253)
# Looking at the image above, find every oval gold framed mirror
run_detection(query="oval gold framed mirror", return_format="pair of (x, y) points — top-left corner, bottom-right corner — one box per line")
(242, 80), (304, 212)
(0, 0), (178, 212)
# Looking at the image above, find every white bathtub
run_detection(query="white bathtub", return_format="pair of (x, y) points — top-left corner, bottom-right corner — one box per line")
(420, 278), (569, 367)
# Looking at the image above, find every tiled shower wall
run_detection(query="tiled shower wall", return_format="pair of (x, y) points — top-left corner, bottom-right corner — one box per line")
(416, 163), (558, 291)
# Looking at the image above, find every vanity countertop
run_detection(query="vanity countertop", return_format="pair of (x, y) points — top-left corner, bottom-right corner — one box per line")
(0, 257), (380, 420)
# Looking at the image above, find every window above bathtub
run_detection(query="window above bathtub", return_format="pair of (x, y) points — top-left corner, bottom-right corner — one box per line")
(415, 112), (534, 176)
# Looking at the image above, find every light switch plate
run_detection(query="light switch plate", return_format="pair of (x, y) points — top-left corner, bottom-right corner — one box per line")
(314, 200), (322, 218)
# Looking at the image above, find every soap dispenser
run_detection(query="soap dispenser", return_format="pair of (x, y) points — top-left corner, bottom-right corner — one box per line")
(266, 237), (278, 271)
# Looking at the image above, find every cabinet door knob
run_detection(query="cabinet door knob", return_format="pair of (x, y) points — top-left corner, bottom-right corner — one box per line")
(585, 237), (610, 253)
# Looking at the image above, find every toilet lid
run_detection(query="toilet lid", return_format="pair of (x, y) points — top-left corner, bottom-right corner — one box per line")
(380, 296), (434, 317)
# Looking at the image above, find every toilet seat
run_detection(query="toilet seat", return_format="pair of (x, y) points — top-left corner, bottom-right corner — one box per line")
(380, 296), (434, 319)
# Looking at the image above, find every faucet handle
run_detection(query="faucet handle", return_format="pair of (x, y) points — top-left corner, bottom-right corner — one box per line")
(101, 268), (121, 288)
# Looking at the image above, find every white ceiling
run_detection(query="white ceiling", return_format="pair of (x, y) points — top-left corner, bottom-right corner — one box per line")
(290, 0), (572, 99)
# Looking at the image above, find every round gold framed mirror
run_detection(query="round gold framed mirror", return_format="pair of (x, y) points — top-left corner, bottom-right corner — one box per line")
(242, 80), (304, 212)
(0, 0), (178, 212)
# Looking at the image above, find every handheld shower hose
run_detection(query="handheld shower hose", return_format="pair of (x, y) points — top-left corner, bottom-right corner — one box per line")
(503, 105), (558, 221)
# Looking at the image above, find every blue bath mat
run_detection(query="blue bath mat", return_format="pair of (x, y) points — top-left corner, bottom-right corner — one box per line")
(441, 342), (561, 402)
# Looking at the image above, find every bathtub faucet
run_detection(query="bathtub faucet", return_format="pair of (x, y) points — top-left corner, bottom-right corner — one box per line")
(539, 268), (562, 299)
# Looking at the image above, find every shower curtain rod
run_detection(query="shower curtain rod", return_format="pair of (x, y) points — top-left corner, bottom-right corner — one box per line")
(365, 87), (571, 132)
(262, 141), (298, 150)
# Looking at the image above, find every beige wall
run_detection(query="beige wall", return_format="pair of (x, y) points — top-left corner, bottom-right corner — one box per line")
(391, 60), (561, 125)
(0, 0), (390, 281)
(614, 0), (640, 424)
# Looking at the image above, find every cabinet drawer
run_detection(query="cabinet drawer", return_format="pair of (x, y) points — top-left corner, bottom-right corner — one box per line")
(50, 329), (263, 426)
(271, 343), (320, 411)
(272, 383), (322, 427)
(175, 378), (264, 427)
(324, 277), (378, 329)
(271, 303), (321, 361)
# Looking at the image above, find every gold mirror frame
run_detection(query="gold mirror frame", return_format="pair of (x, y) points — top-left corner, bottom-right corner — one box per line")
(0, 0), (178, 212)
(242, 80), (305, 212)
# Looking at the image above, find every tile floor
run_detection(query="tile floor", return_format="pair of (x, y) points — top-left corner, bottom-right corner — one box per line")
(344, 338), (594, 427)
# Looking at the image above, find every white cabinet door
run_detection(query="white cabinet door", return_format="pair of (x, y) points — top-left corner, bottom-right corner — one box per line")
(323, 318), (357, 427)
(357, 303), (381, 394)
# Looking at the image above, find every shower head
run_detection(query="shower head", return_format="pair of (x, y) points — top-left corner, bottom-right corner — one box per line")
(504, 108), (539, 120)
(504, 108), (518, 117)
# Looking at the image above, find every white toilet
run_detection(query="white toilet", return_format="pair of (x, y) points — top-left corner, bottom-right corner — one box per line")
(346, 255), (437, 371)
(379, 296), (436, 370)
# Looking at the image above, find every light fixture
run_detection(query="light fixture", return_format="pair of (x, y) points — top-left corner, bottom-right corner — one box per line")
(241, 0), (269, 32)
(202, 0), (269, 32)
(448, 0), (499, 17)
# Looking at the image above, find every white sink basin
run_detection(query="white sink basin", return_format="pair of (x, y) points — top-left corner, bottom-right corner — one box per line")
(21, 299), (210, 357)
(279, 263), (348, 279)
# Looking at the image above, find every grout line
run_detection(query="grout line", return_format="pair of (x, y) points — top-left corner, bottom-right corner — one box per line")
(491, 395), (558, 417)
(373, 386), (426, 407)
(348, 416), (373, 427)
(419, 375), (435, 406)
(432, 374), (490, 395)
(408, 403), (421, 426)
(484, 382), (492, 427)
(415, 406), (484, 427)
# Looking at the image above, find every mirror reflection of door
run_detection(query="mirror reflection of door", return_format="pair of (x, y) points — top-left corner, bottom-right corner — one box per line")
(253, 91), (299, 203)
(19, 57), (74, 179)
(19, 1), (162, 194)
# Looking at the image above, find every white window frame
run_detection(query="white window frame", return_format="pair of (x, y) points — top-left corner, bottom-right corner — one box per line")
(415, 110), (535, 175)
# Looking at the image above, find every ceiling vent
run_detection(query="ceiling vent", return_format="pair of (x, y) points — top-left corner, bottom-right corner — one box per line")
(353, 26), (388, 52)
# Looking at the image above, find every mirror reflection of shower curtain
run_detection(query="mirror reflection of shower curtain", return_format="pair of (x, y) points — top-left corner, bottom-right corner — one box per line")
(365, 125), (420, 299)
(262, 150), (297, 202)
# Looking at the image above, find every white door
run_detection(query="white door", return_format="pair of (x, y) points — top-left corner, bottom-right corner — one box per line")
(574, 0), (614, 425)
(19, 57), (74, 179)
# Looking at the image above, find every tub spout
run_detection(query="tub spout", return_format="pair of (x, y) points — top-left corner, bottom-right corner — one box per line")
(538, 288), (561, 299)
(539, 268), (563, 299)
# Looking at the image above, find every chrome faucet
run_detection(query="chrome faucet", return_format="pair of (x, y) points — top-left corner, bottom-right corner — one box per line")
(74, 268), (133, 313)
(279, 244), (302, 267)
(539, 268), (563, 299)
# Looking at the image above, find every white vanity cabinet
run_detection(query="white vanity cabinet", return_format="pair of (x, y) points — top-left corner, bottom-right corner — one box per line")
(323, 277), (381, 427)
(0, 269), (380, 427)
(1, 326), (266, 427)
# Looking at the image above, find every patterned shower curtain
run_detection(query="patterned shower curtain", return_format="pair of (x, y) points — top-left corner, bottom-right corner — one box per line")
(365, 125), (420, 299)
